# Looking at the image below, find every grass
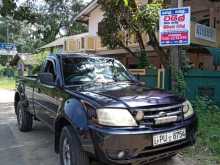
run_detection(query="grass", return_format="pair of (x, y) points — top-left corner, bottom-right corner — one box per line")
(0, 77), (16, 90)
(183, 98), (220, 165)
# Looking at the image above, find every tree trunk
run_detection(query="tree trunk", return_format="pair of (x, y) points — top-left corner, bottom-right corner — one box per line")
(119, 40), (138, 59)
(136, 32), (145, 51)
(149, 31), (170, 67)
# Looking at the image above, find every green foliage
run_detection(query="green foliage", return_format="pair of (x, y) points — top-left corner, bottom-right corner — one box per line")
(123, 0), (129, 6)
(179, 47), (192, 72)
(136, 1), (163, 33)
(32, 51), (48, 74)
(184, 97), (220, 164)
(0, 0), (87, 52)
(0, 64), (16, 77)
(172, 67), (186, 96)
(97, 0), (166, 64)
(137, 51), (149, 69)
(0, 64), (6, 76)
(0, 56), (10, 65)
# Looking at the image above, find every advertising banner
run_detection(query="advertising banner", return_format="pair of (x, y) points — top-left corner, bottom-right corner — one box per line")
(159, 7), (191, 47)
(0, 43), (17, 56)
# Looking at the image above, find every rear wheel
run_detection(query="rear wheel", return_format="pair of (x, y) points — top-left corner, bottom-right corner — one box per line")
(16, 101), (33, 132)
(59, 126), (89, 165)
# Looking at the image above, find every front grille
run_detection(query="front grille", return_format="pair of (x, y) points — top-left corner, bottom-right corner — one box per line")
(134, 104), (184, 128)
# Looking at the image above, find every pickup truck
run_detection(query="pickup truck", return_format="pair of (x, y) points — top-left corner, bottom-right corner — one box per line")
(14, 53), (197, 165)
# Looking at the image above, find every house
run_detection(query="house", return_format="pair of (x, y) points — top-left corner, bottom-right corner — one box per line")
(41, 0), (220, 70)
(9, 53), (35, 76)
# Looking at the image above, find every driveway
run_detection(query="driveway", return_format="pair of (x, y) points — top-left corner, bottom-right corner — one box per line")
(0, 89), (192, 165)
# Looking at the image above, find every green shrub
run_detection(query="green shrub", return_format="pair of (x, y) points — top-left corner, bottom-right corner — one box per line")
(32, 51), (48, 75)
(184, 97), (220, 164)
(0, 64), (16, 77)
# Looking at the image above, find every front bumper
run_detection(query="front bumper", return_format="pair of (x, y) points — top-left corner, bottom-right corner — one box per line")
(89, 115), (197, 165)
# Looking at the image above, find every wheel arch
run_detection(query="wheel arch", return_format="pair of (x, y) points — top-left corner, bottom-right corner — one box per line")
(54, 98), (92, 154)
(55, 117), (71, 153)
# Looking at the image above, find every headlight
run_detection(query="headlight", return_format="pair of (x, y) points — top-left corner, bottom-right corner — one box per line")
(182, 100), (194, 119)
(97, 108), (137, 127)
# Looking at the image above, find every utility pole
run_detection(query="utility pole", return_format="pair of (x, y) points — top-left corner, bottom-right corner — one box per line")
(170, 0), (183, 70)
(178, 0), (183, 8)
(168, 0), (184, 90)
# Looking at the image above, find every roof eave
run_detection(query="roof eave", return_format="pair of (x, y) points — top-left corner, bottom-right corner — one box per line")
(74, 0), (98, 22)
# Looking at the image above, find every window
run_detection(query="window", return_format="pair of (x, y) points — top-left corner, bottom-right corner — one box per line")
(77, 39), (80, 49)
(64, 40), (67, 51)
(97, 22), (104, 36)
(214, 17), (216, 28)
(62, 57), (132, 86)
(81, 37), (85, 49)
(44, 61), (56, 82)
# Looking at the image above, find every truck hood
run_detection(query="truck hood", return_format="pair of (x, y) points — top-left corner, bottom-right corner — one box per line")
(69, 82), (185, 108)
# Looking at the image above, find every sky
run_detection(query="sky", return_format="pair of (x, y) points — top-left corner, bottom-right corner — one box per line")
(17, 0), (92, 6)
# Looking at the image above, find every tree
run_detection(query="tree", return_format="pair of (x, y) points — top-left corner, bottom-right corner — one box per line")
(97, 0), (169, 67)
(35, 0), (87, 43)
(0, 0), (87, 52)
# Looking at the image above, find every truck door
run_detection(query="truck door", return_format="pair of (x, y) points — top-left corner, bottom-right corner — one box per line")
(34, 59), (62, 130)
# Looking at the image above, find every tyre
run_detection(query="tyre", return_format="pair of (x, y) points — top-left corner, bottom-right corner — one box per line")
(164, 152), (177, 160)
(59, 126), (89, 165)
(16, 101), (33, 132)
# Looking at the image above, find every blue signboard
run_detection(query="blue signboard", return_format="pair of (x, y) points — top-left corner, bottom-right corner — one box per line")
(0, 43), (17, 56)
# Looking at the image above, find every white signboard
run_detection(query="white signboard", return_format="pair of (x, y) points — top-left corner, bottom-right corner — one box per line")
(0, 43), (17, 56)
(159, 7), (191, 47)
(195, 23), (216, 42)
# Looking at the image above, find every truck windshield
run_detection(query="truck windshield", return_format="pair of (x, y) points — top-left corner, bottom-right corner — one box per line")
(62, 57), (132, 86)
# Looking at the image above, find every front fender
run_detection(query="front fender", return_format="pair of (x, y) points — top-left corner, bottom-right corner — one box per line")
(55, 98), (95, 154)
(63, 98), (88, 129)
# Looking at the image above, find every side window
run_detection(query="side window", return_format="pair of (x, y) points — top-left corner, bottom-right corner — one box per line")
(44, 60), (56, 82)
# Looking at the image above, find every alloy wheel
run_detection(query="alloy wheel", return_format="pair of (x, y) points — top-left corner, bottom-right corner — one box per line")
(63, 137), (71, 165)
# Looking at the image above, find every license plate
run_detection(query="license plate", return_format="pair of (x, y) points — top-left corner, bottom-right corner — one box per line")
(153, 128), (186, 146)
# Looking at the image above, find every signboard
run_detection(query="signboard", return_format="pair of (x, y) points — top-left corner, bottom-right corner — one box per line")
(159, 7), (191, 47)
(195, 23), (216, 42)
(128, 69), (146, 76)
(0, 43), (17, 56)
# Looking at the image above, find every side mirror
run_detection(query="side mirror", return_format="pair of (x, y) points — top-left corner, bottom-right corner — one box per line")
(38, 73), (55, 86)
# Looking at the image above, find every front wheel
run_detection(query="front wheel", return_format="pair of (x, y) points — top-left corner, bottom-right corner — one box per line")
(59, 126), (89, 165)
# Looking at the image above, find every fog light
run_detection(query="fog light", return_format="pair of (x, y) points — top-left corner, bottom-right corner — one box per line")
(135, 111), (144, 121)
(117, 151), (125, 159)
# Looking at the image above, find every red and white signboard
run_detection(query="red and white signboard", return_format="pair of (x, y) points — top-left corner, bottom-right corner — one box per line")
(159, 7), (191, 47)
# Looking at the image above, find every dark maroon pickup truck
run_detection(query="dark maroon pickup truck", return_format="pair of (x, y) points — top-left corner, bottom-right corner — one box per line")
(14, 53), (197, 165)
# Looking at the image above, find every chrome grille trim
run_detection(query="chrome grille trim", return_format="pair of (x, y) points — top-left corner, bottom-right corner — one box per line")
(136, 104), (183, 112)
(136, 104), (184, 127)
(143, 111), (182, 119)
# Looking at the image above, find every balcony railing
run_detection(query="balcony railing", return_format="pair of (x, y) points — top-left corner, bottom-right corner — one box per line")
(64, 33), (96, 52)
(63, 32), (150, 53)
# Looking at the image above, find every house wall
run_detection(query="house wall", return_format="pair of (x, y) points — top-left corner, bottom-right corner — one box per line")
(184, 0), (220, 29)
(88, 7), (104, 36)
(189, 52), (213, 70)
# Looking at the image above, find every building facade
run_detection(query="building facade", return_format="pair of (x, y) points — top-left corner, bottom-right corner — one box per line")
(42, 0), (220, 70)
